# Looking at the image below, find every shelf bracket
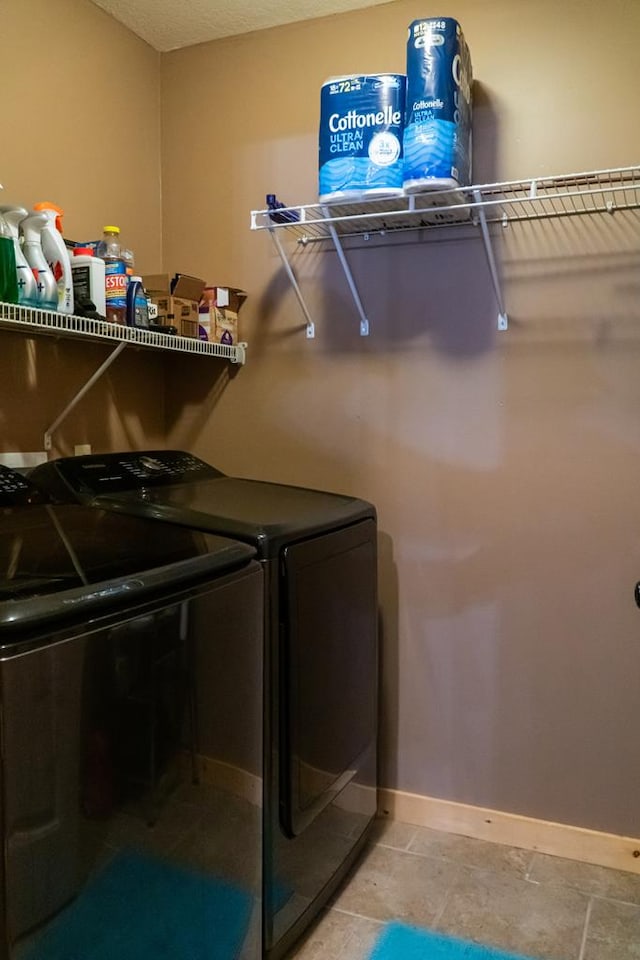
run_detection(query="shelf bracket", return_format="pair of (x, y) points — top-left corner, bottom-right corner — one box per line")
(473, 189), (509, 331)
(321, 206), (369, 336)
(269, 227), (315, 338)
(43, 341), (127, 450)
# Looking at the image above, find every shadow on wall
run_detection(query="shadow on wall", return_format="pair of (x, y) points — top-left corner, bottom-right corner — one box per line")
(252, 82), (502, 358)
(0, 335), (167, 456)
(163, 353), (242, 450)
(471, 81), (500, 187)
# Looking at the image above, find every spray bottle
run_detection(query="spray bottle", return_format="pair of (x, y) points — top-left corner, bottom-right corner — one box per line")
(0, 206), (39, 307)
(19, 213), (58, 311)
(33, 202), (74, 314)
(0, 182), (18, 305)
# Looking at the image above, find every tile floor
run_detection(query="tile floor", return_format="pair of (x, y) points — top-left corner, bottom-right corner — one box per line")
(288, 818), (640, 960)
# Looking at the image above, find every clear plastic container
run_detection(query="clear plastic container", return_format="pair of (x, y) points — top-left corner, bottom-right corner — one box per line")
(97, 225), (127, 324)
(122, 248), (135, 277)
(96, 225), (121, 261)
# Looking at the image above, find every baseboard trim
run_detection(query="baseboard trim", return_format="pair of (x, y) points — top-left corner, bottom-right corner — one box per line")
(378, 788), (640, 875)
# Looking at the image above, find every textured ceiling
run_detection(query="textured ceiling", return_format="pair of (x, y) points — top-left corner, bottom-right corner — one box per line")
(89, 0), (394, 52)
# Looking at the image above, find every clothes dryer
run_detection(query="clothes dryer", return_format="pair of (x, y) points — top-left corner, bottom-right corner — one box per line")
(31, 451), (379, 960)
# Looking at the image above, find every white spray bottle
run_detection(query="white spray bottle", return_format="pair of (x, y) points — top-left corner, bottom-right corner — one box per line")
(33, 201), (74, 314)
(20, 213), (58, 311)
(0, 206), (39, 307)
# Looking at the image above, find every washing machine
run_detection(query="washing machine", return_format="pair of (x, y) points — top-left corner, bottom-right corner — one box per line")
(0, 464), (264, 960)
(31, 450), (379, 960)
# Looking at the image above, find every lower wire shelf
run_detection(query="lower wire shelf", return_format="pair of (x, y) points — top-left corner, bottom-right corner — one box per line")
(0, 301), (247, 450)
(0, 302), (246, 364)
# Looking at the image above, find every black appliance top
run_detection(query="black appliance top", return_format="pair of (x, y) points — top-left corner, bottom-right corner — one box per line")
(30, 451), (377, 559)
(0, 465), (255, 639)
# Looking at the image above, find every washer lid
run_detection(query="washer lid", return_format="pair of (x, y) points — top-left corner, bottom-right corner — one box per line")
(0, 503), (255, 636)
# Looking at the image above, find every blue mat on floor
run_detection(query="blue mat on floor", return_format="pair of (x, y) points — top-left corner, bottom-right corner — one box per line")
(24, 849), (253, 960)
(369, 922), (537, 960)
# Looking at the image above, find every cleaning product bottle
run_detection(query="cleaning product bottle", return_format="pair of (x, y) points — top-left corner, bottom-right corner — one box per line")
(0, 206), (39, 307)
(96, 226), (127, 324)
(19, 213), (58, 311)
(33, 202), (74, 314)
(125, 275), (149, 328)
(71, 247), (106, 317)
(0, 211), (19, 305)
(122, 246), (135, 278)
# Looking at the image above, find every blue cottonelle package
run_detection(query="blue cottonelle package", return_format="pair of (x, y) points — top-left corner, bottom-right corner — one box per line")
(403, 18), (473, 192)
(319, 73), (406, 202)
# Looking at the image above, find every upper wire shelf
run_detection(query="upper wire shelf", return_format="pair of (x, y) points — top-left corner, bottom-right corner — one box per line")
(250, 165), (640, 243)
(0, 301), (246, 364)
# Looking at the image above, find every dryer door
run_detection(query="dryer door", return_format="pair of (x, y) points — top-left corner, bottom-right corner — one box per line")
(280, 519), (378, 837)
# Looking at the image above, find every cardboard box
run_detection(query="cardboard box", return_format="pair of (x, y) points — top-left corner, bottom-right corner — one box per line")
(143, 273), (205, 339)
(174, 299), (200, 338)
(143, 273), (206, 300)
(213, 286), (247, 315)
(140, 274), (170, 296)
(148, 293), (198, 337)
(172, 274), (206, 302)
(200, 286), (247, 345)
(179, 317), (200, 339)
(212, 307), (236, 345)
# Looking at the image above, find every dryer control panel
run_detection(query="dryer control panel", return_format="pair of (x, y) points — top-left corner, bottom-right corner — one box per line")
(30, 450), (224, 499)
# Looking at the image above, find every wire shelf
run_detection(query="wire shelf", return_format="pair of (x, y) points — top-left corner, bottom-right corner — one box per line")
(0, 302), (246, 364)
(249, 164), (640, 339)
(250, 165), (640, 243)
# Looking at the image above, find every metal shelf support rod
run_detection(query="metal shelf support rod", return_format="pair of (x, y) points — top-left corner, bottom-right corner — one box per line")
(321, 205), (370, 337)
(269, 228), (316, 339)
(473, 189), (509, 331)
(44, 341), (127, 450)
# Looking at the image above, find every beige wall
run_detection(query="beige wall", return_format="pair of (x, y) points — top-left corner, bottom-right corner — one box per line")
(1, 0), (164, 456)
(161, 0), (640, 836)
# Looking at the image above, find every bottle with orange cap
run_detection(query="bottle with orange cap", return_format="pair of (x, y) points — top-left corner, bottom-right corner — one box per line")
(33, 201), (74, 314)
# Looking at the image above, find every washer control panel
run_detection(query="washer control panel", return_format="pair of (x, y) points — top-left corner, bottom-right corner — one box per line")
(0, 465), (47, 506)
(31, 450), (224, 497)
(120, 453), (212, 483)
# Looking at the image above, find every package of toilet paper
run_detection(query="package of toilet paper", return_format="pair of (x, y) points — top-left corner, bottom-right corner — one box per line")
(319, 73), (406, 202)
(403, 18), (473, 192)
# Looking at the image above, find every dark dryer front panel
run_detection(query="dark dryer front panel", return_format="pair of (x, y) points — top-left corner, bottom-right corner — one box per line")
(267, 519), (378, 957)
(280, 520), (378, 838)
